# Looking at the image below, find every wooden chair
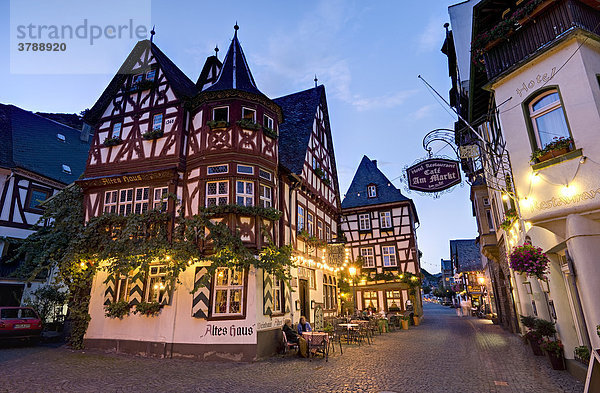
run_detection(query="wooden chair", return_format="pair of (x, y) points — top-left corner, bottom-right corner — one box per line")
(282, 330), (298, 355)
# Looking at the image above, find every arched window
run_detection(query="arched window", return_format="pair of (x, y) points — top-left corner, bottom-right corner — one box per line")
(528, 90), (570, 149)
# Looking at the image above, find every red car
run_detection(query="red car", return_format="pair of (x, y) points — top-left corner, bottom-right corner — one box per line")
(0, 307), (43, 342)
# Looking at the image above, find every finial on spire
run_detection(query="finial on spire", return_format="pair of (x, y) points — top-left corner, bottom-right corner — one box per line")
(314, 74), (318, 88)
(234, 22), (239, 36)
(150, 25), (155, 43)
(214, 45), (219, 58)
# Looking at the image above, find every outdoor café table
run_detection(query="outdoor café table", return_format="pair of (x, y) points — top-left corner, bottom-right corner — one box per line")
(338, 323), (359, 344)
(302, 331), (329, 361)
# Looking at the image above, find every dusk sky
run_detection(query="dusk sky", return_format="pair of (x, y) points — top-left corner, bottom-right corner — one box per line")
(0, 0), (478, 273)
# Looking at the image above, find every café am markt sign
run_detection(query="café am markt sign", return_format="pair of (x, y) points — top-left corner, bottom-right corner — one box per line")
(406, 158), (461, 193)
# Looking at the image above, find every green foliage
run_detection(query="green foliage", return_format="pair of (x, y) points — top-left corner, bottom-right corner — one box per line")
(236, 119), (261, 131)
(520, 315), (538, 330)
(133, 301), (162, 317)
(207, 120), (229, 129)
(142, 129), (164, 140)
(401, 314), (411, 321)
(104, 300), (131, 319)
(262, 126), (278, 139)
(103, 137), (123, 147)
(575, 346), (590, 363)
(534, 318), (556, 337)
(530, 137), (573, 162)
(22, 285), (67, 324)
(13, 186), (294, 349)
(540, 339), (563, 355)
(297, 230), (326, 249)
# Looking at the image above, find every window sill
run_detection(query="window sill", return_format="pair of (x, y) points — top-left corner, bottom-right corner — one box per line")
(531, 148), (582, 171)
(208, 314), (246, 321)
(270, 312), (285, 318)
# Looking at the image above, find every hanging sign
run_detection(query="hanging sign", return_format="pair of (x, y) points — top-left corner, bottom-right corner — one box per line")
(406, 158), (461, 193)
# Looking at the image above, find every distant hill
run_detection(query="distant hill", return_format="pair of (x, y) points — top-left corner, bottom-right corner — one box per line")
(421, 268), (442, 287)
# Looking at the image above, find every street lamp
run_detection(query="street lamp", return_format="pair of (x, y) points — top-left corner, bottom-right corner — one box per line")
(348, 266), (357, 313)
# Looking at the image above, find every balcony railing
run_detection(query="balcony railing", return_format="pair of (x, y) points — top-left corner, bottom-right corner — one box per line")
(483, 0), (600, 79)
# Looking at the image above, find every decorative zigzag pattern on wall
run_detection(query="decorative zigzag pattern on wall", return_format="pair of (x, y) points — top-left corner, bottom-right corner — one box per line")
(263, 270), (273, 315)
(128, 269), (145, 305)
(192, 267), (210, 319)
(104, 274), (116, 306)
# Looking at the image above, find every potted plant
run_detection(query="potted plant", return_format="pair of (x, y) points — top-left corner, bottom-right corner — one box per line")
(104, 300), (131, 319)
(413, 314), (421, 326)
(524, 330), (544, 356)
(541, 339), (565, 370)
(133, 301), (163, 317)
(509, 244), (549, 279)
(530, 136), (574, 163)
(401, 314), (410, 330)
(574, 345), (591, 365)
(262, 126), (278, 139)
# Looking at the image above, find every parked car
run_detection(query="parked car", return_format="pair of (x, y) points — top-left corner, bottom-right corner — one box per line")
(0, 307), (43, 343)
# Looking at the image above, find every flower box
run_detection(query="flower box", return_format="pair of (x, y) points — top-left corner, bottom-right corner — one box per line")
(531, 137), (574, 163)
(236, 119), (261, 131)
(517, 0), (555, 26)
(207, 120), (229, 130)
(142, 129), (164, 140)
(103, 137), (123, 147)
(262, 126), (278, 139)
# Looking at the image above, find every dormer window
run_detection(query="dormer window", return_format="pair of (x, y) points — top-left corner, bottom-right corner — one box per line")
(367, 185), (377, 198)
(242, 107), (256, 122)
(213, 107), (229, 122)
(56, 133), (66, 142)
(62, 164), (71, 174)
(112, 122), (122, 139)
(131, 74), (143, 89)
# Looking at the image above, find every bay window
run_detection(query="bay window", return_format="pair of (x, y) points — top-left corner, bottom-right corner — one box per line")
(259, 184), (272, 208)
(236, 180), (254, 206)
(207, 181), (228, 206)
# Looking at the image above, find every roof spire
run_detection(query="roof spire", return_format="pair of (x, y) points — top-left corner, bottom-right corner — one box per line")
(214, 44), (219, 59)
(234, 22), (239, 37)
(314, 74), (318, 88)
(150, 25), (155, 43)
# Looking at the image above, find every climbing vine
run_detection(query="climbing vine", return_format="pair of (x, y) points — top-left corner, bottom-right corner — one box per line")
(12, 185), (294, 349)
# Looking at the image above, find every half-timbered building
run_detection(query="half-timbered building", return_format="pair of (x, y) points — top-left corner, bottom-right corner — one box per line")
(0, 103), (90, 305)
(80, 26), (342, 360)
(340, 156), (422, 316)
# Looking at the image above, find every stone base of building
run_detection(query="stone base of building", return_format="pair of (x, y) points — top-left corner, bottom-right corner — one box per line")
(565, 358), (588, 383)
(84, 328), (284, 362)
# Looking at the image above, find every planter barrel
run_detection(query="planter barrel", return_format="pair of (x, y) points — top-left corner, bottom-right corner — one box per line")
(401, 320), (409, 330)
(547, 352), (566, 370)
(413, 316), (420, 326)
(530, 339), (544, 356)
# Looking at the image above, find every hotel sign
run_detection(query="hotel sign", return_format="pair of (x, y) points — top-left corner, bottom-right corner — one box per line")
(406, 158), (461, 193)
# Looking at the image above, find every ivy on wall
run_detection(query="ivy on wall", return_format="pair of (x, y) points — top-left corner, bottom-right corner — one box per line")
(12, 185), (293, 349)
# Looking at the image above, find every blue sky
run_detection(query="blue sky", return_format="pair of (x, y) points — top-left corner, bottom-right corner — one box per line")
(0, 0), (477, 273)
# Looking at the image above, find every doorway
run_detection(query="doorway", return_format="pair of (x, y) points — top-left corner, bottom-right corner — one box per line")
(299, 279), (310, 322)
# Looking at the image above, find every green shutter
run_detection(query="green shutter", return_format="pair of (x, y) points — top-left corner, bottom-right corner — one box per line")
(103, 274), (116, 306)
(263, 270), (273, 315)
(128, 268), (145, 305)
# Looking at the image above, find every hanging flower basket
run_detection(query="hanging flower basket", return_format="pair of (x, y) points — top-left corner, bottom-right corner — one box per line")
(509, 244), (549, 279)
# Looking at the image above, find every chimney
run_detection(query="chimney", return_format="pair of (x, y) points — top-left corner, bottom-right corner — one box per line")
(80, 122), (93, 142)
(372, 159), (377, 167)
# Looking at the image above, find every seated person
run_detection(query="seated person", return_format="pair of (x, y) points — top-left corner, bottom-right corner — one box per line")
(283, 318), (307, 357)
(297, 316), (312, 335)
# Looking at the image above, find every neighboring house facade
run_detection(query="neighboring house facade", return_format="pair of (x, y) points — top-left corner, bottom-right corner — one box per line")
(79, 27), (342, 361)
(450, 239), (484, 311)
(0, 103), (90, 305)
(440, 259), (454, 289)
(340, 156), (422, 315)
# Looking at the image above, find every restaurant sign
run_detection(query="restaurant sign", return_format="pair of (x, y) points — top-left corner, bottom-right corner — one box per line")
(406, 158), (461, 193)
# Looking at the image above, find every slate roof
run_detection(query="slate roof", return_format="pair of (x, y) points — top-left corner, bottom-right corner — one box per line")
(0, 103), (91, 184)
(450, 239), (482, 273)
(441, 259), (453, 272)
(341, 156), (418, 221)
(196, 55), (222, 90)
(274, 85), (324, 175)
(84, 40), (198, 124)
(204, 29), (263, 96)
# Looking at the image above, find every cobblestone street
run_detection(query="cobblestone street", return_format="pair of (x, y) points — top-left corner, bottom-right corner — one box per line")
(0, 303), (584, 393)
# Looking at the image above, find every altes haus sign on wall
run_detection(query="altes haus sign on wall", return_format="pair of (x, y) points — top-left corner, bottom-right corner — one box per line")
(406, 159), (461, 193)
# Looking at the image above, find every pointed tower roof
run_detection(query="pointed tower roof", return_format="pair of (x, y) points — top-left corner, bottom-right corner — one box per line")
(204, 24), (263, 95)
(342, 155), (418, 222)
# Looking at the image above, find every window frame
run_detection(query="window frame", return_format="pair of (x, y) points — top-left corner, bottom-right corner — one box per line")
(210, 268), (246, 319)
(145, 69), (156, 82)
(523, 87), (572, 151)
(358, 213), (371, 231)
(307, 212), (314, 236)
(111, 121), (122, 139)
(297, 205), (305, 232)
(367, 185), (377, 198)
(236, 180), (254, 206)
(381, 245), (397, 267)
(259, 184), (272, 208)
(362, 290), (378, 311)
(237, 164), (254, 175)
(118, 188), (134, 216)
(212, 106), (229, 123)
(207, 164), (228, 175)
(24, 186), (52, 213)
(272, 275), (284, 315)
(116, 274), (129, 302)
(263, 114), (274, 130)
(379, 211), (392, 229)
(241, 107), (256, 122)
(360, 247), (375, 268)
(103, 190), (118, 214)
(206, 180), (229, 206)
(153, 187), (169, 211)
(145, 265), (167, 303)
(258, 169), (272, 181)
(152, 113), (164, 132)
(134, 187), (150, 214)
